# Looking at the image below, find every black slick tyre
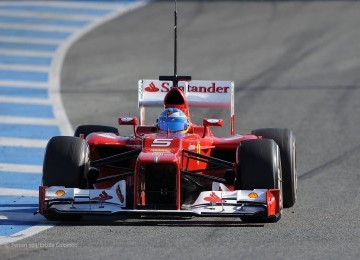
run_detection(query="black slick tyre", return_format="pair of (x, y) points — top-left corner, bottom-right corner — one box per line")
(42, 136), (90, 221)
(74, 124), (118, 138)
(237, 139), (282, 223)
(251, 128), (297, 208)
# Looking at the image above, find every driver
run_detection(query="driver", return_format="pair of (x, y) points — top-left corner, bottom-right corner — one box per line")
(156, 107), (190, 133)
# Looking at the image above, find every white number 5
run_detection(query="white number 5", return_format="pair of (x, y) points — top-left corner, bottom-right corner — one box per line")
(151, 139), (172, 147)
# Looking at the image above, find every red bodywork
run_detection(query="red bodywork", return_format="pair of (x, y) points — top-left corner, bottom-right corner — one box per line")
(83, 87), (259, 210)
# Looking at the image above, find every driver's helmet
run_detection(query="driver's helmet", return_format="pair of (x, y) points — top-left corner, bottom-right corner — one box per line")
(157, 108), (190, 133)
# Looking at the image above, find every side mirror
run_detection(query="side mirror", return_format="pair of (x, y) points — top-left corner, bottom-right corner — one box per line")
(118, 117), (138, 135)
(203, 118), (223, 137)
(118, 117), (138, 126)
(203, 118), (224, 127)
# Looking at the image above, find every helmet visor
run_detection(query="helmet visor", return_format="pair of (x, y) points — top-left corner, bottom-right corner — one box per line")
(158, 118), (188, 132)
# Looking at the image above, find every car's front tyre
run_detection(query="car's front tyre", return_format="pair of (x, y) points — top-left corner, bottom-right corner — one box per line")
(251, 128), (297, 208)
(74, 124), (118, 138)
(236, 139), (282, 223)
(42, 136), (90, 221)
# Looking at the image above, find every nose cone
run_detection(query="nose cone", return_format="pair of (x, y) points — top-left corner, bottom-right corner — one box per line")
(164, 87), (190, 119)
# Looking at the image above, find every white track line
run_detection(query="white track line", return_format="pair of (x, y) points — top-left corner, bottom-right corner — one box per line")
(0, 81), (48, 88)
(0, 96), (51, 105)
(0, 36), (63, 45)
(3, 1), (130, 9)
(0, 10), (101, 21)
(0, 163), (42, 174)
(0, 137), (48, 148)
(0, 50), (54, 57)
(0, 188), (38, 196)
(0, 116), (57, 126)
(0, 23), (78, 33)
(0, 225), (53, 246)
(0, 65), (50, 72)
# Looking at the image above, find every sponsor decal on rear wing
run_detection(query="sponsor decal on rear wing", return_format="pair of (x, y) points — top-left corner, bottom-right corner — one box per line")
(138, 80), (234, 108)
(138, 80), (235, 134)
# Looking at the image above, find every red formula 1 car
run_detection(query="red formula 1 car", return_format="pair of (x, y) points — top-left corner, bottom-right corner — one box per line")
(39, 78), (297, 223)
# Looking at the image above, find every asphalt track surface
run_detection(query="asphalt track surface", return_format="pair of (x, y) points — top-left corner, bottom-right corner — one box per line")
(3, 0), (360, 259)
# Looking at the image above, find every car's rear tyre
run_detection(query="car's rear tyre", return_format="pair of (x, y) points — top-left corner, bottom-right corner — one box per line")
(251, 128), (297, 208)
(74, 124), (118, 138)
(42, 136), (90, 221)
(237, 139), (282, 223)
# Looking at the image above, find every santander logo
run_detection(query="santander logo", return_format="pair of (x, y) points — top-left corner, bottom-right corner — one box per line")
(144, 81), (230, 94)
(90, 191), (113, 201)
(204, 192), (224, 203)
(145, 82), (159, 92)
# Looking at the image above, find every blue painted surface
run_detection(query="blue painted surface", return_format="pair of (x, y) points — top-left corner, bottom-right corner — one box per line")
(0, 222), (33, 236)
(0, 28), (70, 40)
(0, 55), (52, 66)
(0, 123), (59, 139)
(0, 172), (41, 190)
(0, 196), (39, 236)
(0, 146), (44, 165)
(0, 5), (112, 16)
(0, 70), (48, 82)
(0, 103), (53, 118)
(0, 0), (144, 239)
(0, 42), (58, 52)
(0, 86), (48, 99)
(0, 196), (37, 206)
(0, 15), (90, 27)
(0, 205), (38, 209)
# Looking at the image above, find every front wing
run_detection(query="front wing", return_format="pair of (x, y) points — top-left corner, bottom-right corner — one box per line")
(39, 181), (280, 218)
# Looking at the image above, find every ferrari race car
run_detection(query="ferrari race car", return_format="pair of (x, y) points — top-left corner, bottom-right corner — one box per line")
(39, 78), (297, 223)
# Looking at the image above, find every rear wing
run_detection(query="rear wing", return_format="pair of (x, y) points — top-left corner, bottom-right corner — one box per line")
(138, 80), (235, 135)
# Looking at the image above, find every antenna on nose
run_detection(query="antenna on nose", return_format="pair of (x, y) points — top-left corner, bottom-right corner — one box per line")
(174, 0), (177, 77)
(159, 0), (191, 87)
